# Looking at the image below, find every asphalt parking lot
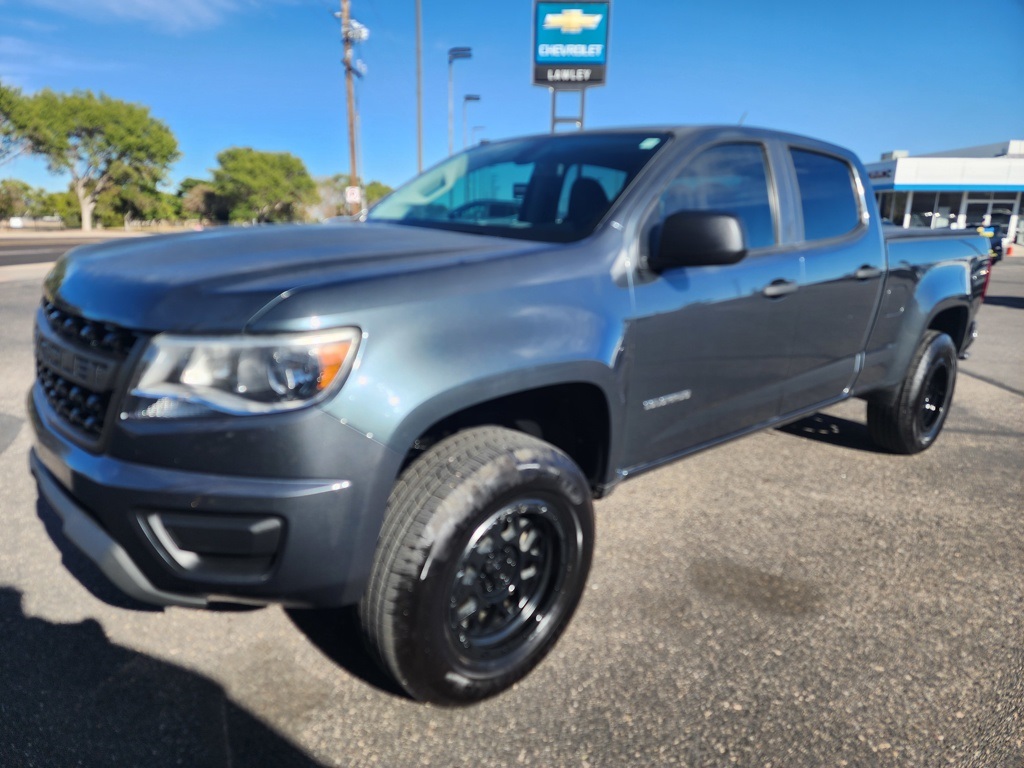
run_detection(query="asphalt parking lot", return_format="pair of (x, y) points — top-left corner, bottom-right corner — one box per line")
(0, 258), (1021, 767)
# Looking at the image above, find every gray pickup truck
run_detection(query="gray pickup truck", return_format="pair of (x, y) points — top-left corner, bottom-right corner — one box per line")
(29, 126), (991, 704)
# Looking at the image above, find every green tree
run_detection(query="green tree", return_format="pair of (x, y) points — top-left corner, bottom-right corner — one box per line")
(315, 174), (349, 218)
(365, 180), (393, 207)
(315, 174), (392, 219)
(180, 182), (222, 222)
(0, 179), (52, 220)
(0, 84), (27, 167)
(39, 190), (80, 229)
(213, 148), (317, 223)
(95, 183), (180, 228)
(177, 177), (208, 197)
(0, 88), (179, 230)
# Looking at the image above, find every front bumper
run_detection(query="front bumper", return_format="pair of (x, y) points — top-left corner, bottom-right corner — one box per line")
(29, 384), (400, 608)
(31, 452), (207, 608)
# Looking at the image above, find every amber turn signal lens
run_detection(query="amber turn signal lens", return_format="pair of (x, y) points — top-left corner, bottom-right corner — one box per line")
(316, 340), (354, 392)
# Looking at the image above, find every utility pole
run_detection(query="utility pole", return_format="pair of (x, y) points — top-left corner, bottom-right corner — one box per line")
(335, 0), (369, 215)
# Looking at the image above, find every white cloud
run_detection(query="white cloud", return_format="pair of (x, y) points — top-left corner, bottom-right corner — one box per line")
(0, 37), (36, 87)
(28, 0), (247, 32)
(0, 36), (119, 88)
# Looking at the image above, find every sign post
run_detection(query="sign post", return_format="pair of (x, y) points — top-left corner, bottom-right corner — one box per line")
(345, 185), (363, 210)
(532, 1), (610, 131)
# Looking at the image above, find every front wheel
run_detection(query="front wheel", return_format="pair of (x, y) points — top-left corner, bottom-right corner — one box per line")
(359, 426), (594, 705)
(867, 330), (958, 454)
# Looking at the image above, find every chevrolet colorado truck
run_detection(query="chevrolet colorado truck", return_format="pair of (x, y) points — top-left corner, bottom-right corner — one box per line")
(29, 127), (991, 704)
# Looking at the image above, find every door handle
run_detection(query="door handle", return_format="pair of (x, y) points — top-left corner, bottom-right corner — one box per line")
(854, 265), (883, 280)
(762, 279), (798, 298)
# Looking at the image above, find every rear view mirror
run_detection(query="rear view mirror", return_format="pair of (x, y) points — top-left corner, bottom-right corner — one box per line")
(649, 210), (747, 272)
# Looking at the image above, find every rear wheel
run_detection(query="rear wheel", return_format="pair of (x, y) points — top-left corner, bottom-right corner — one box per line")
(359, 426), (594, 704)
(867, 330), (957, 454)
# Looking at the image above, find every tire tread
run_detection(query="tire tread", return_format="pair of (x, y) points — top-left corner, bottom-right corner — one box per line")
(359, 425), (588, 702)
(867, 330), (956, 454)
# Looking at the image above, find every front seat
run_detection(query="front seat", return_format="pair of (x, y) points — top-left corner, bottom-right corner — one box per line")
(565, 177), (609, 231)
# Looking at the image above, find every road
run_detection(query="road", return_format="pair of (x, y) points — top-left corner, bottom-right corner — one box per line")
(0, 258), (1021, 767)
(0, 233), (151, 283)
(0, 235), (104, 266)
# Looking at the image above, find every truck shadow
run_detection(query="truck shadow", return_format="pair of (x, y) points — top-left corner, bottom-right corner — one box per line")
(982, 295), (1024, 310)
(776, 413), (885, 453)
(36, 492), (405, 699)
(36, 496), (264, 614)
(0, 585), (324, 767)
(285, 606), (408, 699)
(0, 413), (23, 457)
(35, 497), (163, 612)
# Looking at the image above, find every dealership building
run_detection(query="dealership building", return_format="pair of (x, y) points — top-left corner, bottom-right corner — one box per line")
(865, 139), (1024, 255)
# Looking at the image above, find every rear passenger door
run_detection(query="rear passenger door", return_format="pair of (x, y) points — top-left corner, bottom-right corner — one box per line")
(778, 147), (886, 415)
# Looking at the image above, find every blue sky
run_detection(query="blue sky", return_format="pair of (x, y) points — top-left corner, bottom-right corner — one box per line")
(2, 0), (1023, 193)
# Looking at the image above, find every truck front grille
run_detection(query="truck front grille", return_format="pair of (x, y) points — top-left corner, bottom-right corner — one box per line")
(34, 301), (139, 441)
(40, 300), (136, 358)
(35, 360), (112, 438)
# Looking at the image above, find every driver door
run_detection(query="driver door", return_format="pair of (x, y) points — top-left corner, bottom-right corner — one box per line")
(623, 141), (802, 470)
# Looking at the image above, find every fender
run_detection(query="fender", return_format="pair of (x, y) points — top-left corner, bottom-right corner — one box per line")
(863, 258), (972, 402)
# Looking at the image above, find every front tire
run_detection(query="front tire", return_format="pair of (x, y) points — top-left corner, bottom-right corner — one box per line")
(867, 330), (957, 454)
(359, 426), (594, 705)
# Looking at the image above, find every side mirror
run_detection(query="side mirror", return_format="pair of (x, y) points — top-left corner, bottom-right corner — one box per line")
(648, 210), (748, 272)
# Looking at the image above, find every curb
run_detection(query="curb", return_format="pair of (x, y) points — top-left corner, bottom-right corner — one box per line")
(0, 262), (53, 284)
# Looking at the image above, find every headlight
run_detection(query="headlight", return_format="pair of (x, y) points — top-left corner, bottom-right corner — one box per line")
(124, 328), (360, 419)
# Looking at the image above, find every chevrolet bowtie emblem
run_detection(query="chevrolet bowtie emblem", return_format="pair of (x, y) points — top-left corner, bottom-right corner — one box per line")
(543, 8), (603, 34)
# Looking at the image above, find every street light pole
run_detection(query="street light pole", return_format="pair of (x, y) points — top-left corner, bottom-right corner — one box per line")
(462, 94), (480, 149)
(447, 47), (471, 156)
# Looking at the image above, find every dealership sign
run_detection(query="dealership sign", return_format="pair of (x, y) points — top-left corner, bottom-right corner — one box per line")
(533, 2), (609, 88)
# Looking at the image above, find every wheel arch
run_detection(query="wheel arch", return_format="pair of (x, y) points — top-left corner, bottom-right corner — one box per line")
(863, 298), (968, 409)
(394, 374), (615, 496)
(926, 304), (970, 353)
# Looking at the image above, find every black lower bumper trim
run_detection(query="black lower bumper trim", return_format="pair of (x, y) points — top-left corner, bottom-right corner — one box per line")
(30, 451), (209, 608)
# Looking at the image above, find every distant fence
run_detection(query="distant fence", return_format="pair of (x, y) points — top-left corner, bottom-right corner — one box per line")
(0, 217), (66, 231)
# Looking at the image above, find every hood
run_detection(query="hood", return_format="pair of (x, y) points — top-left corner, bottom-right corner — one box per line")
(45, 222), (541, 333)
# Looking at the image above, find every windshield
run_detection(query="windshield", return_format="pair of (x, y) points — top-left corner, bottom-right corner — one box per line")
(368, 132), (671, 242)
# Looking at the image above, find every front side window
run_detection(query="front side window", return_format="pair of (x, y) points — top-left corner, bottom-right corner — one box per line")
(659, 143), (776, 249)
(368, 132), (671, 242)
(791, 148), (860, 240)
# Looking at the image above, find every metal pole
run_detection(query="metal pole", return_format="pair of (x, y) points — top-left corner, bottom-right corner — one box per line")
(446, 48), (471, 156)
(462, 95), (479, 149)
(448, 59), (454, 156)
(342, 0), (360, 214)
(415, 0), (423, 172)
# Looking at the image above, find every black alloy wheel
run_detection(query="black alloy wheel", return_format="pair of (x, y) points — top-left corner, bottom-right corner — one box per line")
(916, 358), (951, 441)
(360, 426), (594, 705)
(447, 499), (564, 663)
(868, 330), (958, 454)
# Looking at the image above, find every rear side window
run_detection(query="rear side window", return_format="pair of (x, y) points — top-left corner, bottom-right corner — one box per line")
(791, 149), (860, 241)
(660, 143), (776, 249)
